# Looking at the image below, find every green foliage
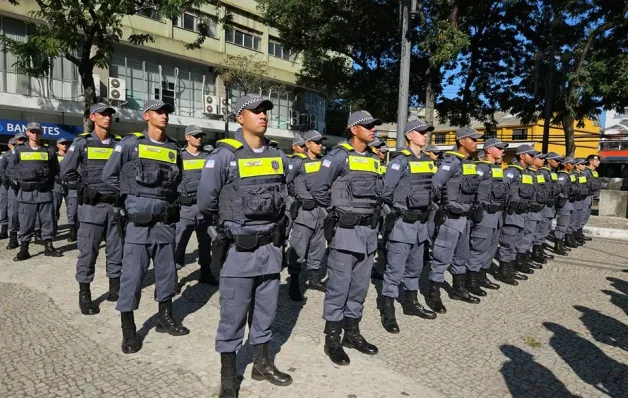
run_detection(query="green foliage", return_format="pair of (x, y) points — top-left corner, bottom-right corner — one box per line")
(214, 54), (290, 98)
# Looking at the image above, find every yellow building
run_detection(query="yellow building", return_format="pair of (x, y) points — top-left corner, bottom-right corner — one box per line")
(378, 112), (600, 161)
(0, 0), (325, 149)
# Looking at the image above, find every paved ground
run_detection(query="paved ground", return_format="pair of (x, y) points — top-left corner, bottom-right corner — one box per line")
(1, 213), (627, 397)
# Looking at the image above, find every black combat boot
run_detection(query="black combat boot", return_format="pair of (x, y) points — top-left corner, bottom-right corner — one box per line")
(120, 311), (142, 354)
(465, 271), (487, 297)
(494, 261), (518, 285)
(580, 228), (592, 241)
(402, 290), (437, 319)
(307, 269), (326, 292)
(532, 245), (547, 265)
(0, 225), (8, 240)
(449, 273), (481, 303)
(342, 317), (378, 355)
(6, 231), (19, 249)
(68, 225), (77, 242)
(219, 352), (237, 398)
(34, 231), (42, 244)
(527, 250), (542, 270)
(478, 269), (500, 290)
(542, 244), (554, 260)
(554, 239), (568, 256)
(107, 277), (120, 302)
(250, 343), (293, 386)
(78, 283), (100, 315)
(199, 263), (219, 286)
(575, 229), (586, 245)
(378, 296), (400, 333)
(13, 241), (31, 262)
(288, 273), (303, 302)
(425, 281), (447, 313)
(324, 321), (350, 366)
(565, 234), (579, 248)
(516, 253), (534, 274)
(155, 299), (190, 336)
(44, 240), (63, 257)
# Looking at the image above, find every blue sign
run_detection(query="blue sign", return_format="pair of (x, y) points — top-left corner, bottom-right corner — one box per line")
(0, 119), (83, 140)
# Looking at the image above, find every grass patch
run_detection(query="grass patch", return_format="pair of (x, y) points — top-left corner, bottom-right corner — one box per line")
(521, 334), (543, 348)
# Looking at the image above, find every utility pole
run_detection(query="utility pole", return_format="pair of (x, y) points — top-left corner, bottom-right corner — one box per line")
(395, 0), (416, 149)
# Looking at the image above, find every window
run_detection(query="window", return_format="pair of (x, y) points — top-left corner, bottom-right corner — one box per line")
(136, 8), (160, 21)
(173, 12), (217, 37)
(269, 40), (293, 60)
(512, 128), (528, 140)
(484, 129), (497, 139)
(155, 81), (175, 108)
(434, 134), (446, 144)
(225, 26), (261, 51)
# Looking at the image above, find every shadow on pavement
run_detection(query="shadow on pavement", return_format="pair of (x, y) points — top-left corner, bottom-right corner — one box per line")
(499, 344), (576, 397)
(602, 277), (628, 315)
(574, 305), (628, 352)
(544, 322), (628, 398)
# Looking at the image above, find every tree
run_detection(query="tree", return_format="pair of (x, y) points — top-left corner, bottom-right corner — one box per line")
(214, 54), (290, 98)
(1, 0), (218, 128)
(503, 0), (628, 156)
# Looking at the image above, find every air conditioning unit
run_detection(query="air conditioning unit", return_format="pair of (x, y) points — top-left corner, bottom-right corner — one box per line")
(220, 97), (232, 116)
(299, 113), (309, 126)
(290, 110), (299, 127)
(107, 77), (126, 101)
(309, 114), (317, 129)
(204, 95), (219, 114)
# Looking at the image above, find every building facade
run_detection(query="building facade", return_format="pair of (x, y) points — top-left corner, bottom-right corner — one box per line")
(0, 0), (334, 151)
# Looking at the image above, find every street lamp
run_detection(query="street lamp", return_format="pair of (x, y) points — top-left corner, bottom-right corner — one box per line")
(222, 74), (233, 140)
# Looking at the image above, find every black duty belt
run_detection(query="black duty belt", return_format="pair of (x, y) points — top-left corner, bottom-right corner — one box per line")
(226, 230), (274, 252)
(300, 199), (316, 211)
(447, 209), (470, 219)
(338, 213), (374, 228)
(179, 194), (196, 206)
(128, 205), (180, 226)
(483, 202), (505, 214)
(18, 182), (49, 192)
(401, 208), (431, 223)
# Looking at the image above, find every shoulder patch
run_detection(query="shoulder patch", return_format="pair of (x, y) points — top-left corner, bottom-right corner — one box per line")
(322, 159), (331, 168)
(391, 163), (401, 170)
(337, 142), (354, 152)
(442, 165), (451, 171)
(217, 138), (244, 153)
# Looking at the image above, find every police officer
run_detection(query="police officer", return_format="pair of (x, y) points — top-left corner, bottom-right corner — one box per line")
(532, 153), (563, 264)
(174, 125), (217, 289)
(555, 157), (579, 251)
(9, 122), (62, 261)
(286, 129), (327, 302)
(54, 137), (79, 242)
(4, 133), (26, 250)
(497, 145), (538, 282)
(378, 120), (437, 334)
(311, 110), (382, 366)
(426, 127), (482, 313)
(0, 138), (15, 240)
(60, 103), (124, 316)
(197, 95), (293, 396)
(580, 154), (607, 240)
(524, 152), (550, 270)
(103, 99), (189, 355)
(467, 139), (509, 296)
(571, 159), (589, 246)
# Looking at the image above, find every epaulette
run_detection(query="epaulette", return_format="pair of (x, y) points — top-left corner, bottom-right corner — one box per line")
(293, 153), (306, 159)
(43, 143), (49, 147)
(445, 151), (465, 159)
(123, 132), (144, 141)
(395, 149), (412, 157)
(336, 142), (354, 152)
(217, 138), (244, 153)
(78, 132), (90, 137)
(540, 167), (551, 171)
(114, 135), (122, 140)
(369, 146), (378, 154)
(268, 140), (279, 147)
(476, 160), (491, 164)
(508, 164), (524, 171)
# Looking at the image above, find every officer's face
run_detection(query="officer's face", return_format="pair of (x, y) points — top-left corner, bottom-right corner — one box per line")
(143, 109), (169, 129)
(407, 130), (427, 146)
(306, 140), (323, 156)
(26, 129), (41, 143)
(186, 133), (205, 148)
(487, 146), (504, 161)
(292, 144), (305, 154)
(576, 164), (585, 171)
(351, 123), (376, 143)
(90, 110), (114, 129)
(548, 159), (560, 169)
(533, 156), (544, 168)
(521, 153), (534, 166)
(565, 163), (574, 171)
(56, 142), (69, 152)
(238, 107), (268, 135)
(460, 136), (478, 153)
(590, 158), (600, 168)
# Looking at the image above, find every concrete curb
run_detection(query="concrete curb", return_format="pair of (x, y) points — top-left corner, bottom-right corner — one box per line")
(583, 226), (628, 241)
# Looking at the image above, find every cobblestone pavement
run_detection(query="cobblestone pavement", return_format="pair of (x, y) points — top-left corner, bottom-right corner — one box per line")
(1, 214), (627, 397)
